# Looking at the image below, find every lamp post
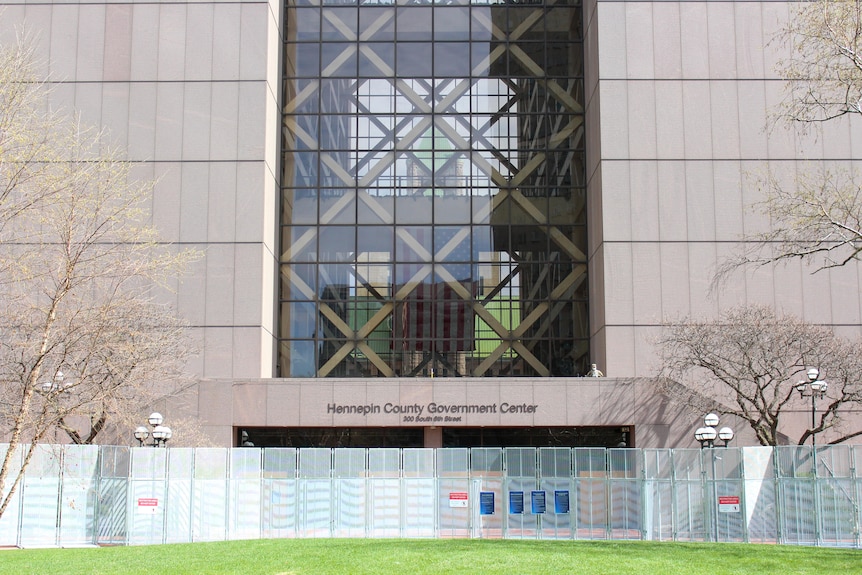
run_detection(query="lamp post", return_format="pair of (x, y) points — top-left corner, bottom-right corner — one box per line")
(796, 367), (828, 446)
(134, 412), (173, 447)
(694, 413), (734, 449)
(694, 413), (735, 543)
(39, 370), (69, 394)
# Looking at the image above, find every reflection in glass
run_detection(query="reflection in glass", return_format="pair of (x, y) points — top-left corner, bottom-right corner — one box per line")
(280, 0), (587, 378)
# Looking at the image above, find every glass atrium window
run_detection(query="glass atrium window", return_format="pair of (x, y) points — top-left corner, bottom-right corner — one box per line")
(280, 0), (586, 378)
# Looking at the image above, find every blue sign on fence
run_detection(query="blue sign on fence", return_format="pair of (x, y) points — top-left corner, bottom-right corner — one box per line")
(509, 491), (524, 514)
(531, 490), (546, 514)
(480, 491), (495, 515)
(554, 490), (570, 514)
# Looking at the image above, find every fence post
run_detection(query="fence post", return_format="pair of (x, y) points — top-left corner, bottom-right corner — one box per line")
(853, 448), (861, 548)
(813, 446), (821, 546)
(739, 449), (748, 543)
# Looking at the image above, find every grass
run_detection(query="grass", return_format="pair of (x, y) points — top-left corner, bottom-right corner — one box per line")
(1, 539), (860, 575)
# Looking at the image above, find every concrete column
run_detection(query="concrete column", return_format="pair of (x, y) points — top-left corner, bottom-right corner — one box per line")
(424, 426), (443, 448)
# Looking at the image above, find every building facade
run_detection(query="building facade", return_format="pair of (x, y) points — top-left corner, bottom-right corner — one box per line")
(0, 0), (859, 448)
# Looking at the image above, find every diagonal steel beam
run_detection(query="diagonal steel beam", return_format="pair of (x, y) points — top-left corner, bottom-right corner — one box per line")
(280, 267), (354, 339)
(359, 44), (394, 77)
(511, 341), (549, 376)
(358, 10), (393, 42)
(508, 189), (587, 262)
(318, 343), (357, 377)
(283, 116), (319, 149)
(323, 9), (357, 41)
(283, 80), (319, 114)
(321, 45), (357, 78)
(472, 342), (513, 377)
(358, 191), (395, 225)
(280, 191), (356, 263)
(357, 342), (395, 377)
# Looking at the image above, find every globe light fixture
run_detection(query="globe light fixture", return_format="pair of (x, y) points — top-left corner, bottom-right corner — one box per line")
(694, 413), (733, 449)
(796, 367), (828, 446)
(39, 370), (68, 394)
(135, 412), (173, 447)
(134, 426), (150, 446)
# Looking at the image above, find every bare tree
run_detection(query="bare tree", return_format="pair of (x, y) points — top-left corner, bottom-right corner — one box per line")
(715, 167), (862, 281)
(0, 37), (69, 243)
(775, 0), (862, 126)
(656, 305), (862, 446)
(0, 37), (199, 519)
(716, 1), (862, 280)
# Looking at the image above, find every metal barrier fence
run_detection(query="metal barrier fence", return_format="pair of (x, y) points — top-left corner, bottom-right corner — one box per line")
(0, 444), (859, 547)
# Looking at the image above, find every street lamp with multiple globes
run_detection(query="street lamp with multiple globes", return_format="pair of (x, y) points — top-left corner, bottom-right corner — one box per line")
(796, 367), (828, 446)
(694, 413), (734, 448)
(694, 413), (735, 543)
(134, 412), (173, 447)
(39, 370), (69, 394)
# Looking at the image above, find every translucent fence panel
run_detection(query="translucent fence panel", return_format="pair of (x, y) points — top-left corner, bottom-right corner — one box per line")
(262, 449), (297, 539)
(402, 449), (435, 537)
(573, 448), (608, 539)
(128, 448), (168, 546)
(705, 448), (744, 543)
(58, 445), (99, 547)
(504, 448), (537, 539)
(0, 445), (23, 546)
(2, 444), (861, 547)
(813, 445), (860, 548)
(819, 477), (859, 547)
(539, 448), (574, 540)
(368, 449), (401, 537)
(671, 449), (706, 541)
(471, 448), (503, 538)
(642, 449), (673, 541)
(333, 449), (366, 537)
(775, 446), (819, 545)
(97, 446), (130, 546)
(774, 445), (861, 547)
(19, 445), (61, 548)
(742, 446), (778, 544)
(607, 449), (642, 540)
(402, 477), (436, 537)
(230, 449), (262, 541)
(817, 445), (854, 477)
(165, 449), (193, 544)
(437, 449), (469, 538)
(192, 449), (228, 542)
(368, 478), (400, 537)
(403, 449), (434, 477)
(299, 449), (333, 537)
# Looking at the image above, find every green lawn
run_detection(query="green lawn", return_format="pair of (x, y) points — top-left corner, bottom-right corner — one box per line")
(0, 539), (859, 575)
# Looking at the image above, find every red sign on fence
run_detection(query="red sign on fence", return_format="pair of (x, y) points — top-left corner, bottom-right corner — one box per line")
(718, 496), (740, 513)
(449, 492), (468, 508)
(137, 498), (160, 514)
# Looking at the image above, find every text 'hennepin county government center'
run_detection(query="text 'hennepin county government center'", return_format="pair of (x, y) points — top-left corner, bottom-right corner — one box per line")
(2, 0), (860, 449)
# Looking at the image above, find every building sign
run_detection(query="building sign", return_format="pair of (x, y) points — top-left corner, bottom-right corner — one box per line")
(718, 496), (740, 513)
(449, 492), (469, 508)
(326, 401), (538, 423)
(137, 498), (159, 514)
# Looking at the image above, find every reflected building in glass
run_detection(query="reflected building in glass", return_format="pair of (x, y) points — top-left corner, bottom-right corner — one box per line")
(279, 0), (588, 379)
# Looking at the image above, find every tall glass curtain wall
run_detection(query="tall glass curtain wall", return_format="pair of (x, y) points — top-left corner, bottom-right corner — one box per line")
(280, 0), (586, 378)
